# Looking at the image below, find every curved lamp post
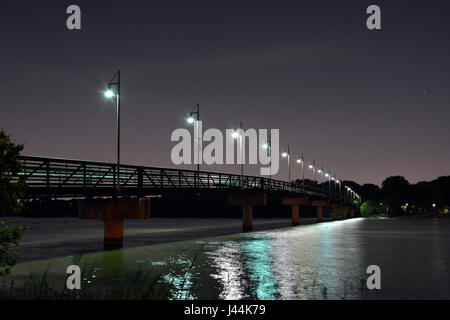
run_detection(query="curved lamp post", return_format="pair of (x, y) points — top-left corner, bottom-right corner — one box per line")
(296, 153), (304, 190)
(186, 103), (200, 173)
(281, 145), (291, 182)
(104, 70), (121, 195)
(308, 161), (316, 193)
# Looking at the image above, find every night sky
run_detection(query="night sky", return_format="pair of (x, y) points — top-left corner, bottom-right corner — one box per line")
(1, 0), (449, 185)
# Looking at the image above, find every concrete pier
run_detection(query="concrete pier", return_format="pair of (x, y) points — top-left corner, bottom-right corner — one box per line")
(341, 206), (349, 219)
(104, 219), (124, 248)
(78, 198), (151, 249)
(228, 194), (267, 232)
(311, 200), (329, 222)
(281, 197), (309, 225)
(329, 203), (339, 220)
(242, 205), (253, 232)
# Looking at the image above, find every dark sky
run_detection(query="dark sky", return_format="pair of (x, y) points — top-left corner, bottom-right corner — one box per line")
(1, 0), (449, 185)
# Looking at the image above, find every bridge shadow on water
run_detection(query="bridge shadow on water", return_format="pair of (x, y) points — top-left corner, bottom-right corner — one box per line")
(13, 193), (347, 262)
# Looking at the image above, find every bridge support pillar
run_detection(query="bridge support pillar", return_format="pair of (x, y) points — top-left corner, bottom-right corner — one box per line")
(292, 205), (300, 225)
(78, 198), (151, 249)
(317, 206), (324, 222)
(228, 194), (267, 232)
(329, 203), (339, 220)
(339, 206), (351, 219)
(242, 205), (253, 232)
(104, 219), (124, 249)
(311, 200), (329, 223)
(281, 197), (309, 226)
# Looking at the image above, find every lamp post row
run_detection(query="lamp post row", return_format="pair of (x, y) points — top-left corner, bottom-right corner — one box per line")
(103, 72), (360, 203)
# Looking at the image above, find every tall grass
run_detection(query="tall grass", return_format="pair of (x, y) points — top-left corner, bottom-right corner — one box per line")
(0, 255), (175, 300)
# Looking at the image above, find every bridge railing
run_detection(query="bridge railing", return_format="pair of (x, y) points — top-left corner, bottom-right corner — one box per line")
(15, 156), (350, 205)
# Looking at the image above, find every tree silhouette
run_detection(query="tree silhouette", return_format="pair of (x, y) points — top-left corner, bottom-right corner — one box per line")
(381, 176), (410, 216)
(0, 131), (27, 275)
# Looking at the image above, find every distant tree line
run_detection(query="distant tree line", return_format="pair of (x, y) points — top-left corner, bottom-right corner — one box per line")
(293, 175), (449, 217)
(346, 176), (449, 217)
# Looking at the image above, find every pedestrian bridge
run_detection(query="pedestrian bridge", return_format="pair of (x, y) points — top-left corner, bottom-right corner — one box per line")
(15, 155), (360, 248)
(16, 155), (356, 202)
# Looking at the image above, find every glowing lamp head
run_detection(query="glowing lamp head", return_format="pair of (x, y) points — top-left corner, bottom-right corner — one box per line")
(231, 131), (240, 139)
(432, 203), (436, 208)
(187, 116), (195, 124)
(281, 152), (288, 158)
(318, 169), (322, 173)
(104, 89), (115, 98)
(325, 173), (329, 177)
(309, 164), (313, 169)
(296, 159), (302, 164)
(262, 143), (269, 149)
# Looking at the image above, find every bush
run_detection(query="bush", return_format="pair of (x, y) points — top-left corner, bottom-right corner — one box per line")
(360, 200), (381, 217)
(0, 130), (27, 275)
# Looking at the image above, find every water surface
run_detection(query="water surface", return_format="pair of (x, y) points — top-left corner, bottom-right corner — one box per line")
(7, 218), (450, 299)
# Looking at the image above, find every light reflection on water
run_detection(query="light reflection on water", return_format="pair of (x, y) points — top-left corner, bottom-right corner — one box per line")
(8, 218), (450, 300)
(206, 241), (248, 299)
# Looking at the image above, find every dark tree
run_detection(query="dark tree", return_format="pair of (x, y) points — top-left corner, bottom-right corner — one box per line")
(360, 183), (381, 202)
(381, 176), (410, 216)
(0, 131), (27, 275)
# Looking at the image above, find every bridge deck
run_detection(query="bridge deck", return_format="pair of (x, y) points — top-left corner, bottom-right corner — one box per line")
(14, 155), (355, 207)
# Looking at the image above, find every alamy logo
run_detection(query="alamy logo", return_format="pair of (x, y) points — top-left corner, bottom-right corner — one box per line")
(170, 121), (280, 175)
(66, 5), (81, 30)
(366, 5), (381, 30)
(66, 265), (81, 290)
(366, 265), (381, 290)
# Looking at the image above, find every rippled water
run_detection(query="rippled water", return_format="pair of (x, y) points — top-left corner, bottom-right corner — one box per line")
(7, 218), (450, 299)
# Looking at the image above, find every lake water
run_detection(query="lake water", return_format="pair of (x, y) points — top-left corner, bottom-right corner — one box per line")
(5, 218), (450, 299)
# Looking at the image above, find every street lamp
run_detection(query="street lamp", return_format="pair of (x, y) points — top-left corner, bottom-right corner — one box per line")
(345, 186), (351, 205)
(336, 177), (341, 201)
(186, 103), (200, 173)
(325, 171), (331, 199)
(330, 173), (336, 200)
(104, 70), (121, 195)
(308, 161), (316, 193)
(262, 139), (271, 180)
(317, 165), (325, 194)
(281, 145), (290, 182)
(309, 160), (317, 192)
(296, 153), (304, 190)
(232, 121), (244, 187)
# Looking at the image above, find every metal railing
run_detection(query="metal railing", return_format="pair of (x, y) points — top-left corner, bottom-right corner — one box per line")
(15, 155), (353, 206)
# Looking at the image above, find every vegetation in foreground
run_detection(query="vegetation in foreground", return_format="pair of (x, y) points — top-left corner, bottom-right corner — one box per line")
(0, 130), (27, 276)
(0, 254), (180, 300)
